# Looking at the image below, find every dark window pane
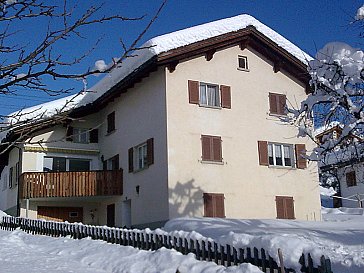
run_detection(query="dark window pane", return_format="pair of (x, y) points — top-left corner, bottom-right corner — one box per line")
(53, 157), (66, 172)
(284, 158), (291, 166)
(275, 157), (283, 166)
(269, 156), (274, 165)
(69, 159), (90, 172)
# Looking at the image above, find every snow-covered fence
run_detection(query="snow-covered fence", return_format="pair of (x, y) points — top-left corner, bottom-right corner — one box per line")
(0, 216), (333, 273)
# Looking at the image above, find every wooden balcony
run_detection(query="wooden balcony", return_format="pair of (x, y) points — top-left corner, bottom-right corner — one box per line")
(20, 170), (123, 199)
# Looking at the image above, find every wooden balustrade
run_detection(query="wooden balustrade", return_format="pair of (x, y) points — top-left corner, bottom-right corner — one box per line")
(20, 170), (123, 199)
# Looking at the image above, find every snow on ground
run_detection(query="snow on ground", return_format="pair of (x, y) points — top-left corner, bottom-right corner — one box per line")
(164, 208), (364, 273)
(0, 228), (262, 273)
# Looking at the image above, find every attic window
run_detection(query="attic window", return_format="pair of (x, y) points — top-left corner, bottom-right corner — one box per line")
(238, 56), (249, 71)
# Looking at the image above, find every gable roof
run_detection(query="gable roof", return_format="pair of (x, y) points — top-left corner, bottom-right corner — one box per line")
(1, 14), (312, 142)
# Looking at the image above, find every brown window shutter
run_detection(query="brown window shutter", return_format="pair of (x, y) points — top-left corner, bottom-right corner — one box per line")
(257, 141), (269, 166)
(89, 129), (99, 143)
(275, 196), (285, 219)
(203, 193), (213, 217)
(201, 135), (212, 161)
(278, 94), (286, 115)
(285, 197), (295, 219)
(214, 194), (225, 218)
(188, 80), (199, 104)
(107, 112), (115, 133)
(269, 93), (278, 114)
(128, 148), (134, 173)
(220, 85), (231, 109)
(212, 136), (222, 162)
(295, 144), (307, 169)
(147, 138), (154, 166)
(66, 126), (73, 142)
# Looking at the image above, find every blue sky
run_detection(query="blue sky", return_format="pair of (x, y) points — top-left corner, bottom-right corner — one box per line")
(1, 0), (362, 116)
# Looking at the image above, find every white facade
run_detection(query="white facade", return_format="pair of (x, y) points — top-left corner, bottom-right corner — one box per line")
(0, 19), (322, 227)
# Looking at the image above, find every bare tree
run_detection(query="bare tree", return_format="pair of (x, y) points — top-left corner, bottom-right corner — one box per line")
(0, 0), (166, 151)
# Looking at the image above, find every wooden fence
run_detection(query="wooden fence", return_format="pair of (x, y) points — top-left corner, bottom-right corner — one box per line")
(0, 216), (333, 273)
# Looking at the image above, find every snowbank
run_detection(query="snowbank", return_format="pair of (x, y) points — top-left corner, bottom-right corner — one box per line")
(0, 210), (7, 223)
(0, 229), (262, 273)
(164, 212), (364, 273)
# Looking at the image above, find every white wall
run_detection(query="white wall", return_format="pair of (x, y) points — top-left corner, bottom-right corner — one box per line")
(165, 45), (321, 220)
(97, 68), (169, 227)
(0, 147), (20, 215)
(338, 163), (364, 208)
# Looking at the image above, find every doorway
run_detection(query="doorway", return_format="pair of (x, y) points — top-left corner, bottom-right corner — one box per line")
(106, 204), (115, 227)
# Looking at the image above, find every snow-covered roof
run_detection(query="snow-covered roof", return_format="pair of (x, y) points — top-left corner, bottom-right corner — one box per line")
(3, 14), (312, 129)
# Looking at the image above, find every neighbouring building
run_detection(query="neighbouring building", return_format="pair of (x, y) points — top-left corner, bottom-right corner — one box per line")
(317, 124), (364, 208)
(0, 14), (321, 228)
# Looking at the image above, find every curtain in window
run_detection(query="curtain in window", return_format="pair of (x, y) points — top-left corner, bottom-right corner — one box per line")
(275, 145), (283, 165)
(200, 84), (207, 105)
(283, 145), (292, 166)
(207, 85), (217, 106)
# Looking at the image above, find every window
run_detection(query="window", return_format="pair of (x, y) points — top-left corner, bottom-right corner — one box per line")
(269, 93), (286, 115)
(199, 83), (220, 107)
(43, 157), (90, 172)
(136, 143), (148, 170)
(203, 193), (225, 217)
(69, 159), (90, 172)
(238, 55), (249, 70)
(258, 141), (306, 169)
(346, 171), (357, 187)
(105, 155), (119, 171)
(268, 143), (293, 167)
(69, 212), (79, 218)
(188, 80), (231, 109)
(276, 196), (295, 219)
(73, 128), (89, 143)
(107, 112), (116, 133)
(129, 138), (154, 172)
(66, 126), (98, 143)
(201, 135), (222, 162)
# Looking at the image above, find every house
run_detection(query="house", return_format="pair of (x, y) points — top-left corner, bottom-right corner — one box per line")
(0, 14), (321, 227)
(317, 125), (364, 208)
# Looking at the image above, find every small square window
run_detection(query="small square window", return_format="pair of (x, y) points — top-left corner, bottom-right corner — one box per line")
(238, 56), (249, 70)
(69, 212), (79, 218)
(199, 83), (220, 107)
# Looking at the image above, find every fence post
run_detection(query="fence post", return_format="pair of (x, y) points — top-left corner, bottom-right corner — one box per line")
(278, 248), (286, 273)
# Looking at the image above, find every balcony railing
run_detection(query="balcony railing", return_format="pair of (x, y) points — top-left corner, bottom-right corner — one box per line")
(20, 170), (123, 199)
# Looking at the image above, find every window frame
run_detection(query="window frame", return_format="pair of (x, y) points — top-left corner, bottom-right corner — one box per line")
(134, 142), (148, 171)
(199, 82), (221, 108)
(72, 128), (89, 144)
(269, 93), (287, 116)
(43, 156), (91, 172)
(201, 135), (223, 163)
(268, 142), (294, 168)
(237, 55), (249, 71)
